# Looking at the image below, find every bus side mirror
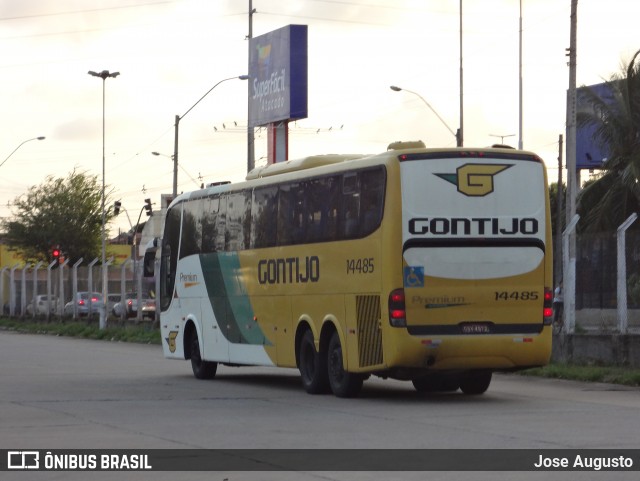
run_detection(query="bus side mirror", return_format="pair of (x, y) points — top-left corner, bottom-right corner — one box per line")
(143, 249), (156, 277)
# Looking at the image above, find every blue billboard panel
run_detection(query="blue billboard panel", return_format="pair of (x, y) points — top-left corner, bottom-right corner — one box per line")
(249, 25), (308, 128)
(576, 82), (614, 170)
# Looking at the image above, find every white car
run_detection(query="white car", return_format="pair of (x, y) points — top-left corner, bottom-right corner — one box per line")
(26, 295), (60, 315)
(63, 292), (104, 317)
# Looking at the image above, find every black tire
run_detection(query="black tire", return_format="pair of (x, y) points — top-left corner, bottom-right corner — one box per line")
(412, 374), (460, 393)
(327, 331), (363, 398)
(298, 330), (329, 394)
(190, 329), (217, 380)
(459, 370), (492, 395)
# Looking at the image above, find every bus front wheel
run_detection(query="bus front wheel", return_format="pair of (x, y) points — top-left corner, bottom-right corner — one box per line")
(298, 330), (329, 394)
(459, 370), (492, 395)
(327, 331), (363, 398)
(189, 329), (217, 380)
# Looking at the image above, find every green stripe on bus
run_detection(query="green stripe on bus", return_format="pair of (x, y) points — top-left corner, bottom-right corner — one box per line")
(201, 252), (271, 346)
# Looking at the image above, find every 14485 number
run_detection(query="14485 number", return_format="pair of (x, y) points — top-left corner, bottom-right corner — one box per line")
(495, 291), (539, 301)
(346, 258), (375, 274)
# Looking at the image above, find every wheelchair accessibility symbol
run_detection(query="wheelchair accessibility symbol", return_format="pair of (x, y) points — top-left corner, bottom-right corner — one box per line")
(404, 266), (425, 288)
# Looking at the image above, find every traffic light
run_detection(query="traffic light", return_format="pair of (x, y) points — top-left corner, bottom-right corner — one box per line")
(114, 200), (121, 215)
(52, 246), (61, 260)
(144, 198), (153, 216)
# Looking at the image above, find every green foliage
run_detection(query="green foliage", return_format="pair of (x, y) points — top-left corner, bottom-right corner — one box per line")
(1, 169), (114, 264)
(576, 48), (640, 232)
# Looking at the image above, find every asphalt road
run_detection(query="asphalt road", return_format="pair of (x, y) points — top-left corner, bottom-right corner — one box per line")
(1, 330), (639, 481)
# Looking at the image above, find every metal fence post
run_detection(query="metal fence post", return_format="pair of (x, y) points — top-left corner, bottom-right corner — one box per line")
(120, 258), (132, 321)
(32, 261), (43, 318)
(46, 260), (56, 321)
(563, 215), (580, 334)
(9, 264), (19, 317)
(58, 258), (70, 317)
(71, 258), (83, 319)
(617, 213), (637, 333)
(86, 258), (99, 319)
(20, 264), (31, 318)
(0, 266), (7, 314)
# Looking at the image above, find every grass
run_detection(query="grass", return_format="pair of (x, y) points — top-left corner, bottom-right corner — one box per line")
(520, 363), (640, 387)
(0, 317), (161, 345)
(1, 317), (640, 387)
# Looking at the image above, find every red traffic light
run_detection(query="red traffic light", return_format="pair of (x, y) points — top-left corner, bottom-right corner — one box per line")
(52, 248), (60, 258)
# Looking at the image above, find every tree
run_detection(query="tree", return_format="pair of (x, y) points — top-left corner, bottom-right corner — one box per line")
(576, 48), (640, 232)
(2, 169), (113, 264)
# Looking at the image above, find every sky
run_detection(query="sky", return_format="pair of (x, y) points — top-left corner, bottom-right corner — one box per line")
(1, 0), (639, 236)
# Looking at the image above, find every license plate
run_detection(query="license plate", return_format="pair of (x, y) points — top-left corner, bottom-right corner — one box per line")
(460, 323), (491, 334)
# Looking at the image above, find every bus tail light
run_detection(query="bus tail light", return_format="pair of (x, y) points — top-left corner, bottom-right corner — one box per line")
(543, 287), (553, 325)
(389, 288), (406, 327)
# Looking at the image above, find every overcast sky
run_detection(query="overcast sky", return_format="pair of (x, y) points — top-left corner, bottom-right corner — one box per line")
(1, 0), (638, 235)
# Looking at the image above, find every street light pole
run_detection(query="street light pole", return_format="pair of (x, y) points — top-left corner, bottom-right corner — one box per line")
(88, 69), (119, 330)
(390, 86), (461, 146)
(0, 136), (45, 169)
(172, 75), (248, 198)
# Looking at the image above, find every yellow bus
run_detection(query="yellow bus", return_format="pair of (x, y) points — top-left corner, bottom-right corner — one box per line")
(145, 143), (553, 397)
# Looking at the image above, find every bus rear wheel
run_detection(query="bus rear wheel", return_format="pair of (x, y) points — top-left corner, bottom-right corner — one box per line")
(189, 329), (217, 380)
(327, 331), (363, 398)
(459, 370), (492, 395)
(298, 329), (329, 394)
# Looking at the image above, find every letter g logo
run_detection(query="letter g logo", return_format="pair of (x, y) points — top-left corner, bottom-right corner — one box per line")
(435, 163), (512, 197)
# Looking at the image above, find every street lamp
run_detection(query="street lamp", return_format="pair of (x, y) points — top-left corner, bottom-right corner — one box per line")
(390, 85), (462, 147)
(88, 69), (119, 330)
(172, 75), (249, 197)
(0, 136), (45, 169)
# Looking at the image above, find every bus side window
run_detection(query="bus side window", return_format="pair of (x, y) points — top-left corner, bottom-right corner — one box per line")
(226, 191), (251, 251)
(305, 175), (340, 243)
(251, 186), (278, 248)
(215, 195), (227, 252)
(180, 199), (202, 259)
(342, 173), (360, 239)
(160, 205), (181, 311)
(201, 195), (219, 253)
(277, 183), (301, 246)
(360, 168), (385, 235)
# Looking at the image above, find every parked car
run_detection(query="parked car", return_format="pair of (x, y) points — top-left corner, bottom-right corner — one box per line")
(141, 297), (156, 320)
(113, 292), (156, 318)
(26, 295), (60, 315)
(63, 292), (104, 317)
(106, 293), (121, 316)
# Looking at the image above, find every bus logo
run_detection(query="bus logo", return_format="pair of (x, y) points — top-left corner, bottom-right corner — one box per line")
(435, 163), (512, 197)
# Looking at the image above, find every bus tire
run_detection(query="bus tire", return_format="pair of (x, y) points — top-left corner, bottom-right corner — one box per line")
(459, 370), (492, 395)
(298, 330), (329, 394)
(189, 329), (217, 380)
(327, 331), (363, 398)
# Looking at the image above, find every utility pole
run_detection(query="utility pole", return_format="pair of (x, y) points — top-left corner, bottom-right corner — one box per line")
(458, 0), (463, 147)
(247, 0), (256, 173)
(566, 0), (578, 227)
(565, 0), (578, 331)
(555, 134), (564, 283)
(518, 0), (523, 150)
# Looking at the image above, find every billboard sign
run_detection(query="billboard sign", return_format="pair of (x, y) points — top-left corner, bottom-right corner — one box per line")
(248, 25), (308, 128)
(576, 81), (615, 170)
